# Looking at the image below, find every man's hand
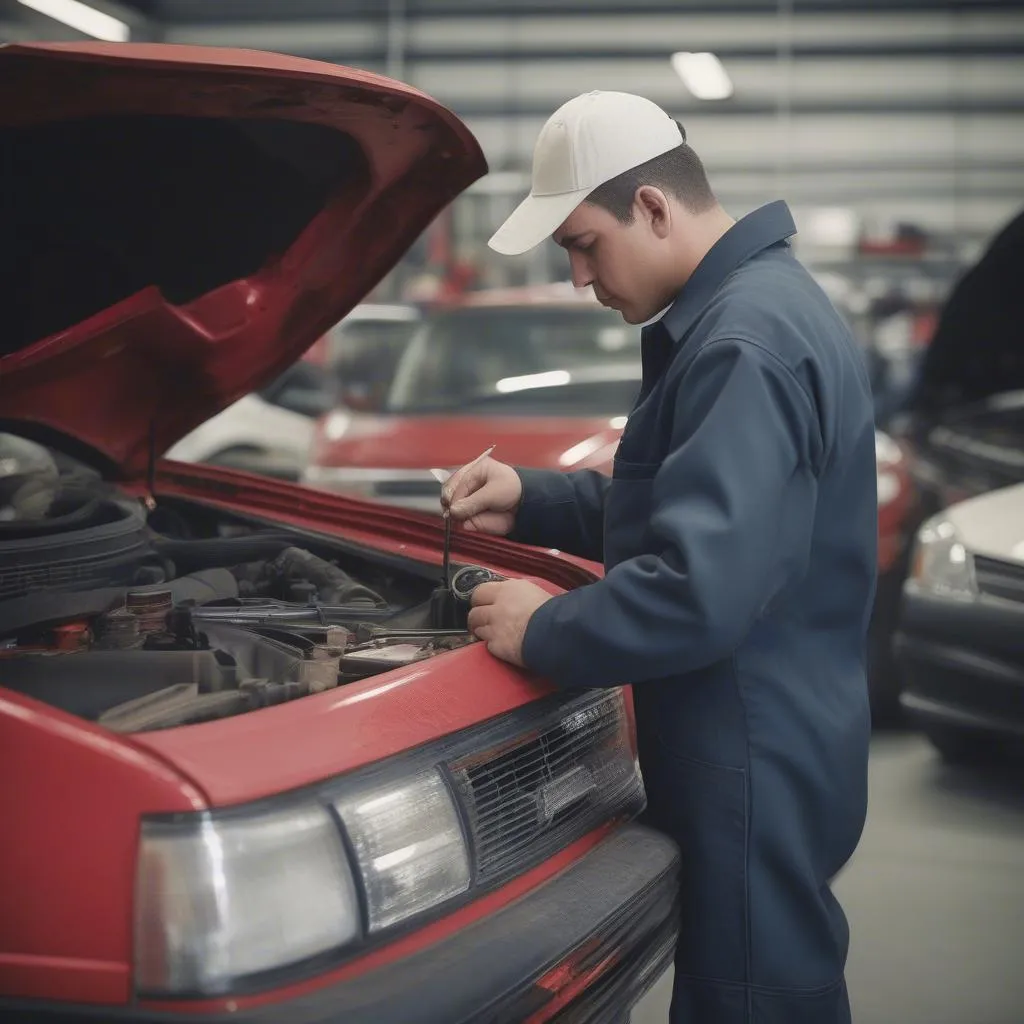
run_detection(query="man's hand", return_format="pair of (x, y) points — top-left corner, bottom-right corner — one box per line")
(441, 457), (523, 536)
(467, 579), (552, 668)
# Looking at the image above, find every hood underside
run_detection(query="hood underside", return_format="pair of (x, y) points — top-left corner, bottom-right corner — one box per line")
(0, 42), (486, 479)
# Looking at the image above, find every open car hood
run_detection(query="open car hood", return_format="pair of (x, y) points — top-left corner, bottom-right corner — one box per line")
(0, 42), (486, 480)
(910, 207), (1024, 417)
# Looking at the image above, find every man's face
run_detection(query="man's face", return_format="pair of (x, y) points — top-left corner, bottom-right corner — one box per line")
(553, 200), (671, 324)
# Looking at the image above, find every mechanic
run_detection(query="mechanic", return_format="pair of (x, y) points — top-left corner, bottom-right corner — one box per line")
(442, 92), (877, 1024)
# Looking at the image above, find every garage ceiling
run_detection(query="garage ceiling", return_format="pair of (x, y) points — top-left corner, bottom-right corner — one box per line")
(3, 0), (1023, 236)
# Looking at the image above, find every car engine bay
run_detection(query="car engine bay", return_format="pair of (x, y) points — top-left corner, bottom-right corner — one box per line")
(0, 439), (495, 733)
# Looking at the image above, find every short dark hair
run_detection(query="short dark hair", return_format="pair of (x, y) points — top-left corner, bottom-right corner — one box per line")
(586, 121), (716, 222)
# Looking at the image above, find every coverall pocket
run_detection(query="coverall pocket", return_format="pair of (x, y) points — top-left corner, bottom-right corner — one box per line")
(610, 456), (661, 481)
(605, 458), (660, 566)
(639, 734), (750, 987)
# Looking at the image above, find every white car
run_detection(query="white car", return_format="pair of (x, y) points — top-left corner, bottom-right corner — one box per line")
(896, 482), (1024, 762)
(167, 305), (419, 479)
(165, 360), (337, 480)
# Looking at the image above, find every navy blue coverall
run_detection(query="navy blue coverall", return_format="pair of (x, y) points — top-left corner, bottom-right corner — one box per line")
(511, 202), (877, 1023)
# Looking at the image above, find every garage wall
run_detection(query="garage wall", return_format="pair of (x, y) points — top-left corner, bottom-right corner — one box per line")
(155, 4), (1024, 240)
(4, 0), (1021, 282)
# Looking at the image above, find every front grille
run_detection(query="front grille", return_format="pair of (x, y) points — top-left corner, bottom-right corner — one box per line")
(450, 690), (645, 885)
(974, 555), (1024, 604)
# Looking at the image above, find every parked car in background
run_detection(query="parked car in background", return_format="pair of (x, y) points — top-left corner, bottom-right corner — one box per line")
(896, 483), (1024, 763)
(167, 305), (418, 481)
(303, 285), (641, 506)
(862, 209), (1024, 720)
(323, 302), (421, 409)
(165, 359), (338, 480)
(895, 208), (1024, 516)
(0, 41), (679, 1023)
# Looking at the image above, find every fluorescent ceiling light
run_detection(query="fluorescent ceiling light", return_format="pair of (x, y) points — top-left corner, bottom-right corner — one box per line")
(671, 51), (733, 101)
(18, 0), (130, 42)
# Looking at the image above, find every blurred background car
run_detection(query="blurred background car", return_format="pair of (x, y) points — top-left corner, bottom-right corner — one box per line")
(166, 304), (419, 480)
(318, 302), (421, 409)
(165, 358), (338, 481)
(303, 285), (639, 504)
(893, 210), (1024, 517)
(896, 483), (1024, 764)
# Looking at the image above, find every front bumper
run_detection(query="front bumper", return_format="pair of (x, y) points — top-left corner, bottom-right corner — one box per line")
(4, 825), (679, 1024)
(895, 583), (1024, 737)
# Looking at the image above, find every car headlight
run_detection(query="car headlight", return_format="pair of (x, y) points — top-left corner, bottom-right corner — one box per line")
(910, 517), (976, 597)
(135, 802), (360, 996)
(876, 469), (902, 507)
(134, 773), (471, 997)
(132, 691), (638, 998)
(332, 768), (470, 932)
(875, 431), (905, 508)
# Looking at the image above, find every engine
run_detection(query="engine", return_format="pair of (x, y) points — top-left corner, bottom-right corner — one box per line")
(0, 452), (487, 733)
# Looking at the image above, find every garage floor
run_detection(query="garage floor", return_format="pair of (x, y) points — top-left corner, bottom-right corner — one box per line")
(631, 732), (1024, 1024)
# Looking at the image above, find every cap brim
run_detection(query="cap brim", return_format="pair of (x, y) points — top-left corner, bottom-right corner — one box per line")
(487, 189), (591, 256)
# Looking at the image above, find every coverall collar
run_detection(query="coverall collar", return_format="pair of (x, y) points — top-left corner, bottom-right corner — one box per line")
(660, 200), (798, 345)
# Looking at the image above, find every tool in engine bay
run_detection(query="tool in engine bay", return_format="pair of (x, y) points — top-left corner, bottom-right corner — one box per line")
(429, 446), (506, 630)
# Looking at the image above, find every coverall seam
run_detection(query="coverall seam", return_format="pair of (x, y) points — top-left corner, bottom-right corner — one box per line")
(733, 652), (754, 1018)
(519, 497), (577, 510)
(687, 335), (818, 422)
(673, 971), (847, 998)
(647, 744), (746, 774)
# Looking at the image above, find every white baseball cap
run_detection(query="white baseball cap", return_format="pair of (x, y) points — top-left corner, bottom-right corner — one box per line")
(488, 91), (684, 256)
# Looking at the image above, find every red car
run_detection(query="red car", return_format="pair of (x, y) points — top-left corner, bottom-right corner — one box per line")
(305, 291), (916, 718)
(0, 42), (679, 1023)
(303, 285), (640, 507)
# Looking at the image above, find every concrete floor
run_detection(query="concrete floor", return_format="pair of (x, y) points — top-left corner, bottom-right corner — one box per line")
(631, 732), (1024, 1024)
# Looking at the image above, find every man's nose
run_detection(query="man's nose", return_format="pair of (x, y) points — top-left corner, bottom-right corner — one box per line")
(568, 251), (593, 289)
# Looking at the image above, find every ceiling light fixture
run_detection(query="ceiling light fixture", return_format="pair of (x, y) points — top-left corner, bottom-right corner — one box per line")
(18, 0), (130, 42)
(671, 51), (734, 101)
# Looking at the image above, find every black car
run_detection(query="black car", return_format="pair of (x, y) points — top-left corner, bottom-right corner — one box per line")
(892, 209), (1024, 760)
(896, 208), (1024, 513)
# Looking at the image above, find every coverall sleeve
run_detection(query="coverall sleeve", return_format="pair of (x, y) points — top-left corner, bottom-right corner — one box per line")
(507, 468), (611, 563)
(521, 338), (824, 688)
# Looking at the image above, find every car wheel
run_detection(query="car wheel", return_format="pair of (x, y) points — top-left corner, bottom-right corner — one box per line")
(923, 725), (993, 765)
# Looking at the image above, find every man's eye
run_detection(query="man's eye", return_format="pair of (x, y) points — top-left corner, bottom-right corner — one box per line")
(578, 240), (595, 252)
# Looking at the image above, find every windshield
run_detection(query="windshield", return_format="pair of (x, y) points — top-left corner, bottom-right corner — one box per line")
(328, 317), (419, 368)
(387, 306), (641, 415)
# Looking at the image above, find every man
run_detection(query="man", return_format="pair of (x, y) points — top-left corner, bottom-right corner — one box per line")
(444, 91), (876, 1024)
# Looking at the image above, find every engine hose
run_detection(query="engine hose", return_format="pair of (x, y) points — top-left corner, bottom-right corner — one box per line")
(152, 533), (299, 573)
(271, 547), (386, 608)
(152, 536), (387, 607)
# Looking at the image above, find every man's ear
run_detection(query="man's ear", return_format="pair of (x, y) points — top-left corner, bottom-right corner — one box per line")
(634, 185), (672, 239)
